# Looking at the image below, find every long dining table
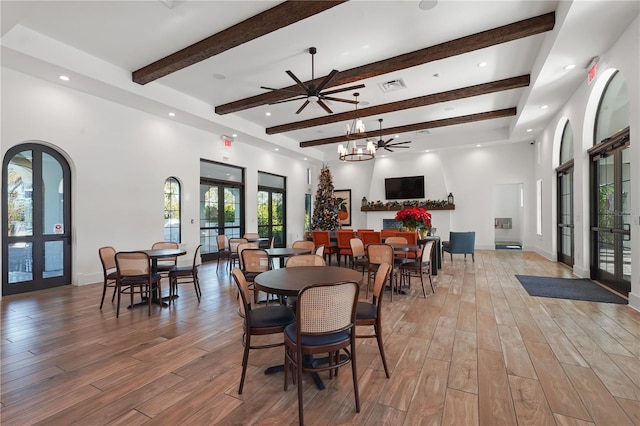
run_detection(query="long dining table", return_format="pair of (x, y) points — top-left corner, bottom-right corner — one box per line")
(254, 265), (363, 389)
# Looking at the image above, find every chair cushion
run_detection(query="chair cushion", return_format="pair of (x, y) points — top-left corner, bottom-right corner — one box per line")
(400, 261), (422, 269)
(285, 323), (351, 346)
(121, 273), (161, 284)
(106, 271), (118, 280)
(356, 301), (377, 320)
(248, 305), (295, 328)
(168, 266), (194, 277)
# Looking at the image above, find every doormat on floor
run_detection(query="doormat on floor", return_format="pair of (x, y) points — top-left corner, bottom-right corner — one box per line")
(515, 275), (627, 304)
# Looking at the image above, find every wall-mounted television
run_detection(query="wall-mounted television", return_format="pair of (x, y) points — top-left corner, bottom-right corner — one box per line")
(384, 175), (425, 200)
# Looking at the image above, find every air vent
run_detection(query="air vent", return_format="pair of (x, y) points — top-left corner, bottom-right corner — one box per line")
(378, 78), (406, 93)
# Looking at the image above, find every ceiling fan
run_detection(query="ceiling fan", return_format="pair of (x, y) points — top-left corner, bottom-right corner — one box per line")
(260, 47), (365, 114)
(373, 119), (411, 152)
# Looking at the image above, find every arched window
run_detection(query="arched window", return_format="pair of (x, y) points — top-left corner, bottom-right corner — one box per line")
(559, 120), (573, 165)
(164, 177), (181, 243)
(594, 71), (628, 144)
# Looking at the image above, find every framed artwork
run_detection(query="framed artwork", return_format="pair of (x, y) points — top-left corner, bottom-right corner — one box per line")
(334, 189), (352, 226)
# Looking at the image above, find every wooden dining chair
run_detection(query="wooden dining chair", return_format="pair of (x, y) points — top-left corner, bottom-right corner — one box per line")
(98, 246), (118, 309)
(356, 261), (391, 378)
(385, 236), (409, 260)
(336, 229), (356, 267)
(291, 240), (315, 253)
(228, 238), (248, 272)
(400, 241), (435, 297)
(380, 229), (398, 240)
(366, 243), (397, 300)
(232, 268), (295, 394)
(349, 237), (368, 278)
(395, 231), (421, 259)
(114, 251), (161, 317)
(311, 231), (338, 265)
(243, 232), (260, 240)
(360, 231), (382, 248)
(151, 241), (179, 281)
(241, 248), (271, 303)
(168, 244), (202, 303)
(284, 280), (361, 426)
(216, 234), (231, 272)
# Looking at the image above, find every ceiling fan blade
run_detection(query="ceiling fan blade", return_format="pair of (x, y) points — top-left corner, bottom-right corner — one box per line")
(295, 100), (310, 114)
(385, 138), (394, 144)
(260, 85), (307, 96)
(269, 96), (307, 105)
(322, 96), (358, 104)
(385, 147), (394, 152)
(315, 69), (338, 93)
(286, 70), (311, 94)
(388, 145), (410, 149)
(321, 83), (366, 96)
(389, 141), (412, 146)
(316, 99), (333, 114)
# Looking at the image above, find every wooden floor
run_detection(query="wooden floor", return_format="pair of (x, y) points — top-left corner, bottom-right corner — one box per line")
(2, 250), (639, 425)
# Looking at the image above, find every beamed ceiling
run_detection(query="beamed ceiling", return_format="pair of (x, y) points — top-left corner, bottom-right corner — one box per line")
(3, 0), (637, 160)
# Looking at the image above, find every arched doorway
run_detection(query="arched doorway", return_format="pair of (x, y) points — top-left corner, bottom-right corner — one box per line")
(589, 71), (631, 296)
(557, 120), (574, 267)
(2, 143), (72, 295)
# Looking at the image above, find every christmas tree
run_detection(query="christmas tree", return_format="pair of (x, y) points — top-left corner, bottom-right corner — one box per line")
(311, 165), (339, 230)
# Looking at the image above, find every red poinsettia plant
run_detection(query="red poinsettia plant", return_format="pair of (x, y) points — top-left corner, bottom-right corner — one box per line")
(395, 206), (432, 230)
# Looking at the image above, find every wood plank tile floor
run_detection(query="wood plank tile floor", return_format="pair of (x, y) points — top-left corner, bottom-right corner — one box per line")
(2, 250), (639, 425)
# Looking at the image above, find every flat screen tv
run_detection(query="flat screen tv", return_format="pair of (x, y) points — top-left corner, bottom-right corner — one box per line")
(384, 175), (425, 200)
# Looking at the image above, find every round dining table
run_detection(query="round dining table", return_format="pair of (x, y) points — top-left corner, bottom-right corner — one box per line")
(264, 247), (311, 268)
(254, 265), (363, 390)
(254, 265), (363, 297)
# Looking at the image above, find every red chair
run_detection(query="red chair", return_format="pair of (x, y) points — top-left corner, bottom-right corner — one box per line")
(337, 230), (356, 266)
(360, 231), (381, 248)
(311, 231), (338, 265)
(380, 229), (397, 240)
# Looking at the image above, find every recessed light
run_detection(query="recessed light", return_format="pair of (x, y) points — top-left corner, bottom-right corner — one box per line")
(526, 128), (533, 132)
(540, 105), (548, 110)
(275, 148), (279, 151)
(232, 134), (237, 138)
(478, 62), (488, 67)
(265, 112), (271, 116)
(168, 112), (175, 117)
(476, 144), (482, 147)
(425, 150), (430, 153)
(564, 64), (576, 70)
(304, 157), (308, 161)
(59, 75), (70, 81)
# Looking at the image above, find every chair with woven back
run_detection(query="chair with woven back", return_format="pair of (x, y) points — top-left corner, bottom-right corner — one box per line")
(98, 246), (118, 309)
(311, 231), (338, 265)
(366, 243), (399, 300)
(291, 240), (315, 253)
(151, 241), (179, 281)
(216, 234), (231, 272)
(168, 244), (202, 303)
(283, 254), (326, 311)
(241, 247), (271, 303)
(231, 268), (295, 395)
(114, 251), (162, 317)
(400, 240), (435, 297)
(336, 229), (356, 267)
(284, 280), (361, 426)
(356, 261), (392, 378)
(395, 231), (421, 259)
(228, 238), (248, 272)
(349, 237), (368, 278)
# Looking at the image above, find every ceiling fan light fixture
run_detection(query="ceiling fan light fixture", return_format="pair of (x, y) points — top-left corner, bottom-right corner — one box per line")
(339, 92), (374, 162)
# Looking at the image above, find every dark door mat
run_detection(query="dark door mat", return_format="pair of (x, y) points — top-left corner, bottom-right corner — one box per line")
(515, 275), (627, 304)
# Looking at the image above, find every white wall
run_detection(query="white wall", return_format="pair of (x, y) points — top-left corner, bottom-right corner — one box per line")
(534, 15), (639, 309)
(326, 143), (535, 250)
(1, 69), (316, 287)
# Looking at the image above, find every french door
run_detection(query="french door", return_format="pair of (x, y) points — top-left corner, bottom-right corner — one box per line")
(590, 129), (631, 295)
(200, 182), (244, 262)
(257, 188), (285, 247)
(557, 163), (574, 267)
(2, 144), (72, 295)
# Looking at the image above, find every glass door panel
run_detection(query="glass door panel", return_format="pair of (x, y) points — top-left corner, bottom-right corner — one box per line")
(557, 170), (573, 266)
(3, 144), (71, 295)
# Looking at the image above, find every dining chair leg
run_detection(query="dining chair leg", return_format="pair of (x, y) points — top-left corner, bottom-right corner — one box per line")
(374, 324), (390, 378)
(239, 333), (250, 394)
(296, 349), (305, 426)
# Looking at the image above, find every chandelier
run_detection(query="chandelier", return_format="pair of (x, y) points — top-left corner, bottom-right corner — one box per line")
(337, 93), (375, 162)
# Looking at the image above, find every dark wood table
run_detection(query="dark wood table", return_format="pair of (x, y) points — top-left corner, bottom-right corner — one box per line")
(130, 248), (186, 308)
(254, 266), (363, 389)
(265, 247), (311, 268)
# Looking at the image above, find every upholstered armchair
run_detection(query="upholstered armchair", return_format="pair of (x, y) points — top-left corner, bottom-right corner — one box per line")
(442, 231), (475, 262)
